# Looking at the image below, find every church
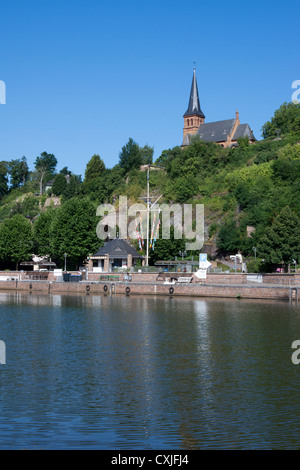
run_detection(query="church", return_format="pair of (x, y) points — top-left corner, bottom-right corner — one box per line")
(181, 69), (256, 148)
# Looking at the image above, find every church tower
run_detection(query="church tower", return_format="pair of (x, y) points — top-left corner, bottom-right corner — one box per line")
(183, 68), (205, 139)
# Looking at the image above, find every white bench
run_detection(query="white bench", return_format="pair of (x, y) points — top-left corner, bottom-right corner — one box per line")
(176, 277), (193, 284)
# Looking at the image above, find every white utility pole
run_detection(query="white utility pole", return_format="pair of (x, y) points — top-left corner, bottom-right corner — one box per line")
(143, 165), (162, 267)
(146, 166), (150, 267)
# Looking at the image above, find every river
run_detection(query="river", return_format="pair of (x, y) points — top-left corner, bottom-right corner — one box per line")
(0, 292), (300, 449)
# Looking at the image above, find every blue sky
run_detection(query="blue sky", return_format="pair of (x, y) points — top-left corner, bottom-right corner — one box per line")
(1, 0), (299, 177)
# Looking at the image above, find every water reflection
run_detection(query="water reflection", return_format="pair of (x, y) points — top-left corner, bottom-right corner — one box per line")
(0, 292), (300, 449)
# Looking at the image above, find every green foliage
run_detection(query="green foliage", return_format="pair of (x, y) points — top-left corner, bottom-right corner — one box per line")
(62, 174), (82, 201)
(277, 143), (300, 160)
(49, 197), (100, 269)
(246, 259), (263, 273)
(59, 166), (72, 176)
(52, 173), (68, 196)
(155, 146), (182, 169)
(8, 157), (29, 189)
(34, 151), (58, 194)
(149, 226), (186, 265)
(258, 206), (300, 265)
(261, 102), (300, 139)
(84, 154), (105, 182)
(11, 196), (40, 220)
(217, 219), (242, 253)
(33, 208), (56, 256)
(139, 145), (154, 165)
(208, 222), (218, 238)
(0, 214), (33, 269)
(237, 136), (250, 148)
(0, 161), (9, 198)
(119, 138), (143, 173)
(81, 164), (124, 204)
(173, 175), (198, 203)
(225, 162), (273, 189)
(272, 157), (300, 182)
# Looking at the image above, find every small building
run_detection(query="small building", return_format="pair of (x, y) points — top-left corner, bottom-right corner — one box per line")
(20, 255), (57, 271)
(87, 238), (144, 272)
(42, 174), (70, 194)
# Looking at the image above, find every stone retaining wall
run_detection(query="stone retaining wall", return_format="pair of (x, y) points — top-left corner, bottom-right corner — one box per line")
(0, 279), (298, 301)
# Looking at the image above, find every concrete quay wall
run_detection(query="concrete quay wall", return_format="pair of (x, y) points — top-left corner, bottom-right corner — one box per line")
(0, 279), (298, 301)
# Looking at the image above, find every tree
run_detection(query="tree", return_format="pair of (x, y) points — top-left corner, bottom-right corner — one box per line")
(258, 206), (300, 266)
(119, 138), (142, 173)
(155, 146), (182, 169)
(0, 215), (33, 270)
(62, 174), (82, 200)
(149, 226), (186, 265)
(0, 161), (9, 198)
(139, 145), (154, 165)
(59, 166), (72, 176)
(49, 197), (101, 269)
(34, 151), (57, 194)
(51, 173), (68, 196)
(84, 154), (105, 182)
(217, 219), (242, 254)
(8, 157), (29, 189)
(82, 154), (106, 198)
(33, 208), (56, 256)
(173, 175), (198, 203)
(86, 164), (124, 204)
(261, 102), (300, 139)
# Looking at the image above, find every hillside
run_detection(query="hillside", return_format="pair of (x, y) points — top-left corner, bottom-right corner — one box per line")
(0, 101), (300, 271)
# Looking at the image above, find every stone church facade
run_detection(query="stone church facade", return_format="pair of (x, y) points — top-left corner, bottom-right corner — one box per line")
(182, 69), (256, 148)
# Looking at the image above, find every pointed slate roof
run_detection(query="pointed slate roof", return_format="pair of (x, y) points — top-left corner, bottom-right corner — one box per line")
(232, 123), (256, 141)
(184, 68), (205, 119)
(92, 238), (143, 259)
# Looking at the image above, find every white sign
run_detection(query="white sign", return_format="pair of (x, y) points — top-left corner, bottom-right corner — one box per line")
(200, 253), (210, 269)
(195, 269), (207, 279)
(200, 260), (212, 269)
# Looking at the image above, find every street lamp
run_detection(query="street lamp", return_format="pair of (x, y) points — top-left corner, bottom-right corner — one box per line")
(179, 250), (187, 260)
(293, 259), (297, 272)
(252, 247), (257, 260)
(64, 253), (67, 271)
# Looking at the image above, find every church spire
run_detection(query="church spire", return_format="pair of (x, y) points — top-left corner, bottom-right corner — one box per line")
(184, 68), (205, 119)
(183, 68), (205, 140)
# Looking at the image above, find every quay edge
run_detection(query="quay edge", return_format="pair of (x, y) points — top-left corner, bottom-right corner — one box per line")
(0, 279), (299, 301)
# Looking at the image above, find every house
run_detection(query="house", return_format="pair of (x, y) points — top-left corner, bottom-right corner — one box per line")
(42, 174), (70, 194)
(20, 255), (57, 271)
(181, 68), (256, 148)
(87, 238), (144, 272)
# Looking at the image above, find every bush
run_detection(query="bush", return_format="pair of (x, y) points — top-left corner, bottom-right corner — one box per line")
(246, 259), (263, 273)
